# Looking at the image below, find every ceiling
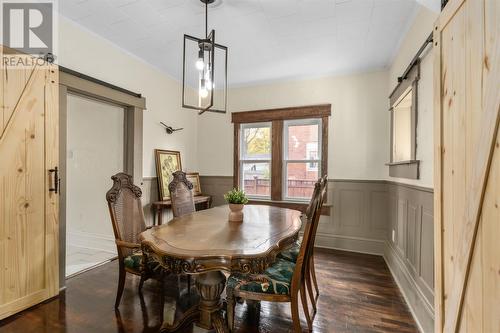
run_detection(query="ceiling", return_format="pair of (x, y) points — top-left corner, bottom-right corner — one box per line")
(60, 0), (419, 86)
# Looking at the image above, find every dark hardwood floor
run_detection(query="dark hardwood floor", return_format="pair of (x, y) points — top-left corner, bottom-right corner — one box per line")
(0, 249), (418, 333)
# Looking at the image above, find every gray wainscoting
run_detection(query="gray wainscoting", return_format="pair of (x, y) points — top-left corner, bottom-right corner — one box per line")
(197, 176), (434, 333)
(197, 177), (392, 254)
(199, 176), (234, 207)
(142, 176), (165, 225)
(384, 182), (434, 333)
(140, 176), (233, 225)
(320, 180), (388, 254)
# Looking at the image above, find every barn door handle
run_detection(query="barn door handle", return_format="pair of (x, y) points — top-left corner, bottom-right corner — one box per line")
(49, 167), (59, 194)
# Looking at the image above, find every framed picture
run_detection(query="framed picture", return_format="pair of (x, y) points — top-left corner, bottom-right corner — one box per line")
(186, 172), (202, 196)
(155, 149), (182, 200)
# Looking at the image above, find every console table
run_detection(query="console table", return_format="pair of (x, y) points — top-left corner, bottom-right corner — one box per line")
(151, 195), (212, 225)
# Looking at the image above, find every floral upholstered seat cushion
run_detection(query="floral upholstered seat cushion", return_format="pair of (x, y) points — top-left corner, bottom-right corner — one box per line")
(124, 251), (143, 270)
(227, 258), (295, 295)
(124, 251), (166, 275)
(277, 239), (301, 263)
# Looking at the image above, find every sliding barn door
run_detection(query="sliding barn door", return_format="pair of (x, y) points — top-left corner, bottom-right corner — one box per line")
(0, 48), (59, 319)
(434, 0), (499, 332)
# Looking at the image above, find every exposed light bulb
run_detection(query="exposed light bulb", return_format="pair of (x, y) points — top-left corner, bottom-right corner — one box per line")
(196, 48), (204, 71)
(206, 74), (212, 91)
(199, 78), (209, 98)
(199, 87), (209, 98)
(195, 58), (204, 71)
(206, 78), (215, 90)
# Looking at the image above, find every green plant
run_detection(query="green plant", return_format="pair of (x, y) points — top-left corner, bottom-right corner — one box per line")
(224, 188), (249, 204)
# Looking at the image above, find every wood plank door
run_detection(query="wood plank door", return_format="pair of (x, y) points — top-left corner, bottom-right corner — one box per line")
(434, 0), (499, 332)
(0, 48), (59, 320)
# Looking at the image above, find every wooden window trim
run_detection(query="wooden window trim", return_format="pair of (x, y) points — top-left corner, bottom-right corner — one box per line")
(231, 104), (331, 123)
(388, 62), (420, 179)
(233, 104), (331, 214)
(271, 120), (283, 200)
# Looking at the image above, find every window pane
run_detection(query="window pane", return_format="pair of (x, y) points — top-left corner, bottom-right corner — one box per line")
(393, 89), (412, 162)
(242, 162), (270, 197)
(286, 163), (319, 199)
(242, 125), (271, 160)
(287, 123), (319, 160)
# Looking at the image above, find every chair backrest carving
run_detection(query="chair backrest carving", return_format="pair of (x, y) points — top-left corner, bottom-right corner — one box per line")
(304, 174), (327, 217)
(169, 171), (195, 218)
(106, 173), (146, 257)
(310, 175), (328, 243)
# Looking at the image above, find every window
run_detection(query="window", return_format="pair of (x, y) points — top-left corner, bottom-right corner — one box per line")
(240, 123), (271, 197)
(284, 119), (321, 200)
(392, 88), (412, 162)
(233, 104), (330, 207)
(306, 143), (319, 171)
(388, 62), (419, 179)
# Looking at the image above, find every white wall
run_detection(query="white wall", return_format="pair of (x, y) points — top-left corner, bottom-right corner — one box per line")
(197, 5), (438, 189)
(388, 6), (438, 188)
(197, 71), (390, 180)
(58, 6), (437, 188)
(58, 16), (199, 178)
(66, 94), (123, 244)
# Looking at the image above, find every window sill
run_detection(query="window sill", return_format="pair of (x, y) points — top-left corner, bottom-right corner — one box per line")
(386, 160), (420, 179)
(248, 199), (331, 216)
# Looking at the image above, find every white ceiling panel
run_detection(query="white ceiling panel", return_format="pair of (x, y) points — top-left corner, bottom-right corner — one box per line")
(335, 0), (373, 24)
(59, 0), (418, 86)
(60, 1), (93, 21)
(259, 0), (302, 19)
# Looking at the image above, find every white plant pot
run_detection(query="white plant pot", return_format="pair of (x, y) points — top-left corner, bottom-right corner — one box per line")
(228, 203), (244, 222)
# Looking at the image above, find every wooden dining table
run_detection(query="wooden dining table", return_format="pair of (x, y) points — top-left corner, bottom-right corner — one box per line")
(140, 204), (302, 332)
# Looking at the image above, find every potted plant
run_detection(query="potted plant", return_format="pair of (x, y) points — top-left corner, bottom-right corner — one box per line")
(224, 188), (249, 222)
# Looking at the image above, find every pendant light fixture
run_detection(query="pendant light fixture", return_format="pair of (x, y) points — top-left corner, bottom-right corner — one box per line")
(182, 0), (228, 114)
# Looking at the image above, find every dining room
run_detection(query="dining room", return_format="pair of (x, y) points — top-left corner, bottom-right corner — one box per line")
(0, 0), (499, 333)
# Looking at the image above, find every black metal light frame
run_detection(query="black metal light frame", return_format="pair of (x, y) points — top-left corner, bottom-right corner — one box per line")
(181, 0), (228, 115)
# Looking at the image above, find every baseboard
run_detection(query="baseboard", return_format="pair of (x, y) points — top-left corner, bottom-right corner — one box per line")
(67, 231), (117, 254)
(383, 241), (434, 333)
(66, 256), (118, 280)
(315, 233), (386, 255)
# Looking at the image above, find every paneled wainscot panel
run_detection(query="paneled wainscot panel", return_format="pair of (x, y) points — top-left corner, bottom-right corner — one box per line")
(386, 182), (434, 333)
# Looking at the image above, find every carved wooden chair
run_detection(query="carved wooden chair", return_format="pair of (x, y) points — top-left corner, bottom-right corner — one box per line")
(277, 175), (328, 317)
(313, 176), (328, 288)
(168, 171), (196, 218)
(305, 175), (327, 305)
(168, 170), (195, 291)
(106, 173), (155, 308)
(304, 175), (328, 317)
(226, 178), (327, 332)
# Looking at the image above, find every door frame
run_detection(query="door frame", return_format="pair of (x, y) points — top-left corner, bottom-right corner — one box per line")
(59, 69), (146, 288)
